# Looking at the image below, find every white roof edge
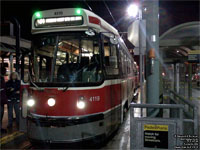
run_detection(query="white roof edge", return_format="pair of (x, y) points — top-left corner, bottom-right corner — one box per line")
(31, 8), (119, 36)
(83, 9), (119, 36)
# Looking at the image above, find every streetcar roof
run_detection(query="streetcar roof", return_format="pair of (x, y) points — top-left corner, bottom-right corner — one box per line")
(32, 8), (119, 36)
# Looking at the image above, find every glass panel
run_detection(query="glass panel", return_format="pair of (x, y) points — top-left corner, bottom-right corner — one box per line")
(104, 36), (119, 75)
(32, 32), (102, 85)
(33, 35), (56, 82)
(23, 56), (29, 83)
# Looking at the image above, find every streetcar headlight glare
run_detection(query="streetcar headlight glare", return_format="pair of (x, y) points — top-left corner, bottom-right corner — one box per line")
(27, 98), (35, 107)
(48, 98), (56, 107)
(77, 100), (85, 109)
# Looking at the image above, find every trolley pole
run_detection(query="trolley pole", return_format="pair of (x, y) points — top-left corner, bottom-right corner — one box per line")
(144, 0), (160, 115)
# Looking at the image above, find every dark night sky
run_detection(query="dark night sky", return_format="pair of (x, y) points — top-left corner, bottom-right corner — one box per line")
(1, 0), (199, 40)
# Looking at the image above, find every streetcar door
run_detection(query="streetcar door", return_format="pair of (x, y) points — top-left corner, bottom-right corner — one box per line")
(19, 54), (30, 132)
(103, 35), (120, 132)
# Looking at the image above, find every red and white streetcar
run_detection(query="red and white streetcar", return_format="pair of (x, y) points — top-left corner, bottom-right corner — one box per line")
(23, 8), (138, 143)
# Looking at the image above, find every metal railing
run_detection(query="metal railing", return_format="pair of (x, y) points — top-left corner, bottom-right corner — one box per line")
(130, 103), (184, 125)
(169, 90), (199, 137)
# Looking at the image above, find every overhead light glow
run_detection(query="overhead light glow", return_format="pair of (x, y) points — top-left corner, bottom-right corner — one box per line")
(57, 51), (61, 56)
(127, 4), (139, 17)
(82, 48), (88, 52)
(82, 53), (93, 57)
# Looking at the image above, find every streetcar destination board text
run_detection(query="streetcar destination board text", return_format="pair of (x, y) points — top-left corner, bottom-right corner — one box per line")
(35, 16), (83, 28)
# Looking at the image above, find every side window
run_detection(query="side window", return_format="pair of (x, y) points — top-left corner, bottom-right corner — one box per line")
(37, 57), (50, 82)
(124, 54), (127, 75)
(119, 50), (124, 75)
(23, 56), (29, 83)
(104, 36), (119, 75)
(119, 45), (126, 76)
(127, 59), (131, 75)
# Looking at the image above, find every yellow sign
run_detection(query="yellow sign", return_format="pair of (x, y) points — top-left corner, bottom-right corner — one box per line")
(144, 124), (168, 131)
(188, 50), (200, 55)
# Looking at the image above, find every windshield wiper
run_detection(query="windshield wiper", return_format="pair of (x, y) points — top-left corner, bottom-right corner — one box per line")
(63, 86), (69, 92)
(28, 72), (44, 91)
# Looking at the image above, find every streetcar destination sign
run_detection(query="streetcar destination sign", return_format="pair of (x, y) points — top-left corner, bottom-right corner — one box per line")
(35, 16), (83, 28)
(144, 124), (168, 149)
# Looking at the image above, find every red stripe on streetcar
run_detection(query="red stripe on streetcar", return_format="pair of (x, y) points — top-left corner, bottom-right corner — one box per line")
(30, 83), (122, 116)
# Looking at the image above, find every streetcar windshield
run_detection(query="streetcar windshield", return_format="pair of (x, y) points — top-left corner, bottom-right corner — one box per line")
(32, 32), (103, 85)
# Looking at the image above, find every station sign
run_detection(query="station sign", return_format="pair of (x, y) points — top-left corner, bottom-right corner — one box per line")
(188, 50), (200, 63)
(143, 124), (168, 149)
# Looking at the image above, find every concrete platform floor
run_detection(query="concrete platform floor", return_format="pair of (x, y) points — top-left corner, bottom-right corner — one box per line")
(1, 105), (18, 139)
(0, 110), (132, 150)
(102, 111), (130, 150)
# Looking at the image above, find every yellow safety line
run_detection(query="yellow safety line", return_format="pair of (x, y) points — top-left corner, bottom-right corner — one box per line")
(0, 131), (24, 145)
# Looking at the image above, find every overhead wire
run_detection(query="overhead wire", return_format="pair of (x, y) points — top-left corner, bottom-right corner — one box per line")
(103, 0), (117, 27)
(84, 0), (92, 11)
(84, 0), (123, 35)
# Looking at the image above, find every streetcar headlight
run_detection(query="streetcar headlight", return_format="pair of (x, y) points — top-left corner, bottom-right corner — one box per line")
(77, 101), (85, 109)
(27, 98), (35, 107)
(77, 96), (85, 109)
(48, 98), (56, 107)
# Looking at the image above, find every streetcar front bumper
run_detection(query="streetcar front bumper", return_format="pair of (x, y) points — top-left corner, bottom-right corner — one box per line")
(27, 113), (105, 143)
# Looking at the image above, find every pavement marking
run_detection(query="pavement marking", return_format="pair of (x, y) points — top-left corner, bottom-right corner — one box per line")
(0, 131), (24, 145)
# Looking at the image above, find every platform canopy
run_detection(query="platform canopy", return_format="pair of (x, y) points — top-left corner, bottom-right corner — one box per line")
(160, 21), (200, 63)
(0, 36), (31, 57)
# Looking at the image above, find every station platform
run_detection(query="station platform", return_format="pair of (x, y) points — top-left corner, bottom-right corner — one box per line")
(1, 105), (18, 135)
(0, 105), (25, 147)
